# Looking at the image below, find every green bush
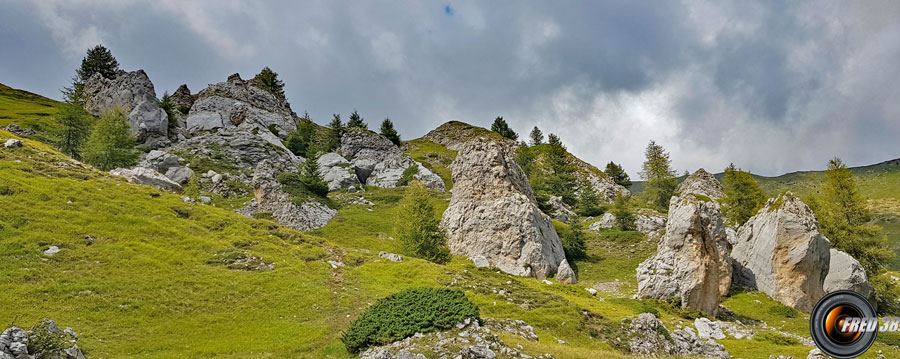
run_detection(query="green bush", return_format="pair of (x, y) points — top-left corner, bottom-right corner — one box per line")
(561, 216), (587, 261)
(754, 331), (799, 346)
(27, 319), (69, 359)
(82, 107), (138, 170)
(342, 288), (479, 353)
(767, 304), (799, 318)
(397, 165), (419, 186)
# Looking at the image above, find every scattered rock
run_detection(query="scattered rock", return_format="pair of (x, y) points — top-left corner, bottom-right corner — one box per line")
(318, 152), (360, 191)
(824, 249), (874, 300)
(249, 160), (336, 231)
(636, 170), (732, 315)
(621, 313), (730, 358)
(547, 196), (575, 223)
(3, 124), (35, 136)
(43, 246), (60, 257)
(379, 251), (402, 262)
(589, 210), (666, 239)
(83, 69), (169, 147)
(694, 318), (726, 340)
(198, 196), (212, 204)
(588, 174), (631, 203)
(4, 139), (23, 148)
(731, 193), (830, 312)
(442, 139), (566, 279)
(1, 319), (86, 359)
(807, 348), (828, 359)
(181, 196), (195, 204)
(585, 288), (598, 296)
(110, 167), (183, 193)
(471, 256), (491, 268)
(340, 129), (444, 191)
(555, 259), (577, 284)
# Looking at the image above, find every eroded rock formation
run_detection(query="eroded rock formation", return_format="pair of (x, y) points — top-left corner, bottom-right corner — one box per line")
(83, 69), (168, 148)
(824, 249), (874, 300)
(340, 128), (444, 191)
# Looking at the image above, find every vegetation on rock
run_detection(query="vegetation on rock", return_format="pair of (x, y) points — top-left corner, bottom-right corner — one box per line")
(285, 114), (319, 156)
(380, 117), (401, 146)
(605, 161), (631, 188)
(251, 66), (285, 102)
(299, 148), (329, 197)
(490, 116), (518, 141)
(529, 126), (544, 146)
(347, 110), (367, 129)
(341, 288), (479, 353)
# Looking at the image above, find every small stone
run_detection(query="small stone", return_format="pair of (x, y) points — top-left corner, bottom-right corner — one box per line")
(198, 196), (212, 204)
(542, 280), (552, 285)
(4, 139), (23, 148)
(379, 251), (402, 262)
(586, 288), (598, 296)
(211, 173), (223, 183)
(43, 246), (60, 257)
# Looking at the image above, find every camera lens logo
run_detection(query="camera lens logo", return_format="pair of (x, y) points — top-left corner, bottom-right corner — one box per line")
(810, 290), (878, 358)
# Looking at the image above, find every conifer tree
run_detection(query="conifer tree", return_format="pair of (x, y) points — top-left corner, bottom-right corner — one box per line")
(300, 148), (329, 197)
(347, 110), (367, 129)
(397, 182), (450, 264)
(82, 107), (138, 170)
(76, 45), (120, 82)
(613, 194), (636, 231)
(491, 116), (518, 141)
(380, 117), (401, 146)
(605, 161), (631, 188)
(56, 103), (90, 160)
(562, 216), (587, 261)
(286, 113), (317, 156)
(529, 126), (544, 146)
(327, 114), (344, 151)
(252, 67), (285, 102)
(639, 140), (677, 210)
(721, 163), (765, 226)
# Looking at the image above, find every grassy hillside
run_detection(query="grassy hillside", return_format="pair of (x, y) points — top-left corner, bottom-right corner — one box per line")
(0, 83), (64, 144)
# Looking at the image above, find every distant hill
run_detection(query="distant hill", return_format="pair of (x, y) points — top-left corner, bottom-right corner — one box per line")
(0, 83), (63, 144)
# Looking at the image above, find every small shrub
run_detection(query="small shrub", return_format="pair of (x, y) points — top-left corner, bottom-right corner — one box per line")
(82, 107), (138, 171)
(561, 216), (587, 261)
(0, 185), (18, 196)
(767, 304), (799, 318)
(754, 331), (799, 346)
(171, 206), (192, 219)
(267, 123), (280, 137)
(397, 164), (419, 186)
(252, 212), (274, 221)
(27, 319), (69, 359)
(341, 288), (479, 353)
(397, 182), (450, 264)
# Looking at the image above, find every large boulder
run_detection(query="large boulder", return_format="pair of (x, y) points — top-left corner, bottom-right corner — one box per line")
(588, 209), (666, 239)
(730, 193), (831, 312)
(636, 170), (732, 315)
(110, 166), (183, 193)
(340, 128), (444, 191)
(139, 150), (194, 184)
(83, 69), (168, 147)
(676, 168), (724, 200)
(824, 249), (874, 300)
(317, 152), (360, 191)
(547, 196), (574, 222)
(170, 84), (195, 112)
(247, 160), (336, 231)
(621, 313), (730, 358)
(172, 128), (302, 172)
(441, 139), (566, 279)
(185, 74), (295, 139)
(586, 173), (631, 203)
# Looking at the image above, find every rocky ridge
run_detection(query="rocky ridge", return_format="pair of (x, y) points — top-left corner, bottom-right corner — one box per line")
(83, 69), (169, 148)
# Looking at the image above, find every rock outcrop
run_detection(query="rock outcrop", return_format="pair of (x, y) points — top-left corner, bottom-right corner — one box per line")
(824, 249), (874, 300)
(317, 152), (360, 191)
(547, 196), (574, 222)
(589, 209), (667, 239)
(586, 173), (631, 203)
(340, 128), (444, 191)
(245, 160), (336, 231)
(172, 128), (302, 172)
(636, 170), (732, 315)
(676, 168), (724, 200)
(110, 166), (183, 193)
(170, 84), (194, 112)
(441, 139), (566, 279)
(621, 313), (730, 358)
(138, 150), (194, 184)
(556, 259), (577, 284)
(1, 319), (86, 359)
(186, 73), (295, 138)
(83, 69), (168, 148)
(730, 193), (830, 312)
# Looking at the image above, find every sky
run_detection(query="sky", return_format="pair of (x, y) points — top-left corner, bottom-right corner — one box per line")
(1, 1), (899, 177)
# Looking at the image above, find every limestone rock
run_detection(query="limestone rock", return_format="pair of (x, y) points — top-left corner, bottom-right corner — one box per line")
(824, 249), (874, 300)
(556, 259), (577, 284)
(186, 73), (295, 138)
(441, 139), (565, 279)
(250, 160), (336, 231)
(589, 210), (666, 239)
(172, 128), (301, 172)
(340, 128), (444, 191)
(622, 313), (730, 358)
(1, 320), (85, 359)
(547, 196), (575, 222)
(694, 318), (726, 340)
(317, 152), (360, 191)
(170, 84), (194, 112)
(3, 124), (35, 136)
(3, 139), (22, 148)
(587, 174), (631, 203)
(677, 168), (724, 200)
(589, 213), (617, 231)
(110, 167), (183, 193)
(731, 193), (830, 312)
(379, 251), (403, 262)
(139, 150), (194, 184)
(83, 69), (168, 147)
(43, 246), (60, 257)
(636, 171), (732, 315)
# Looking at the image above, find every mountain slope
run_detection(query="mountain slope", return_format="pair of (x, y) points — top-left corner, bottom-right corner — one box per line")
(0, 83), (64, 144)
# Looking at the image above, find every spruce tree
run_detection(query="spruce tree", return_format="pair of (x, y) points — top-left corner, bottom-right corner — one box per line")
(491, 116), (518, 141)
(562, 216), (587, 261)
(160, 92), (178, 133)
(639, 140), (677, 211)
(76, 45), (120, 82)
(252, 67), (285, 102)
(529, 126), (544, 146)
(397, 182), (450, 264)
(347, 110), (367, 129)
(56, 102), (90, 160)
(82, 107), (138, 171)
(286, 113), (317, 156)
(547, 133), (563, 149)
(327, 114), (344, 151)
(575, 179), (604, 217)
(613, 194), (636, 231)
(300, 148), (329, 197)
(380, 117), (401, 146)
(721, 163), (765, 226)
(545, 134), (577, 205)
(605, 161), (632, 188)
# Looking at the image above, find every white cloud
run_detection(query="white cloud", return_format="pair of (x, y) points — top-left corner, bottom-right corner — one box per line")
(30, 1), (107, 59)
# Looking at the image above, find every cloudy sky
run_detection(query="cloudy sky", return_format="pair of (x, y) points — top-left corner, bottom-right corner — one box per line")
(1, 1), (899, 177)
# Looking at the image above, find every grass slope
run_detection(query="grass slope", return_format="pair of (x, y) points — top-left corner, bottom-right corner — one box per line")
(0, 83), (64, 144)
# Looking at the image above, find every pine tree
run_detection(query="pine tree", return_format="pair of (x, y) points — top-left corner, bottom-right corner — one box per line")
(76, 45), (120, 82)
(529, 126), (544, 146)
(822, 158), (870, 226)
(326, 114), (344, 151)
(347, 110), (367, 129)
(397, 182), (450, 264)
(547, 133), (563, 149)
(300, 148), (329, 197)
(605, 161), (632, 188)
(491, 116), (518, 141)
(545, 134), (577, 205)
(56, 102), (90, 160)
(639, 140), (677, 210)
(721, 163), (765, 226)
(380, 117), (401, 146)
(562, 216), (587, 261)
(613, 194), (636, 231)
(575, 179), (604, 217)
(160, 92), (178, 133)
(252, 67), (285, 102)
(286, 113), (317, 156)
(82, 107), (138, 171)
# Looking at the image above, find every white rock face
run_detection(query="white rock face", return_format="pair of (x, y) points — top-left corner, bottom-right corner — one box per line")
(441, 139), (566, 279)
(340, 128), (445, 191)
(139, 150), (194, 184)
(249, 160), (336, 231)
(675, 168), (724, 200)
(556, 259), (577, 284)
(636, 170), (732, 315)
(186, 73), (295, 137)
(110, 167), (183, 193)
(731, 193), (830, 312)
(824, 249), (874, 300)
(4, 139), (23, 148)
(587, 174), (631, 203)
(589, 210), (666, 239)
(694, 318), (726, 340)
(83, 70), (168, 147)
(547, 196), (575, 222)
(317, 152), (360, 191)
